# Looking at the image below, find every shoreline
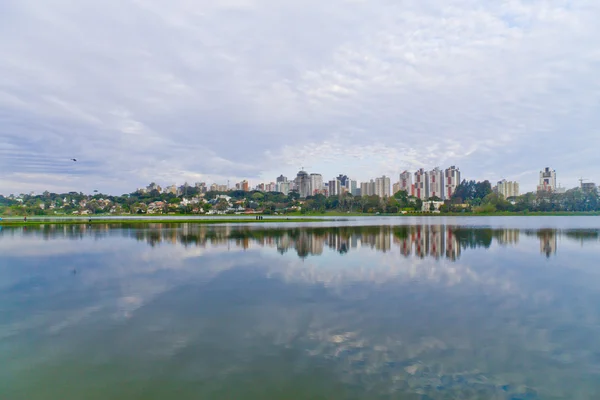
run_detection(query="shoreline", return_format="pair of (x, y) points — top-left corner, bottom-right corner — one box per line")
(0, 217), (329, 226)
(1, 212), (598, 227)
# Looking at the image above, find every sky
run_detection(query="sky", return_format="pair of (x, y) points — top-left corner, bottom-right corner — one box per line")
(1, 0), (599, 195)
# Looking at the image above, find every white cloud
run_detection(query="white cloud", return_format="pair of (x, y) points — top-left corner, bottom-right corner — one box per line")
(1, 0), (599, 193)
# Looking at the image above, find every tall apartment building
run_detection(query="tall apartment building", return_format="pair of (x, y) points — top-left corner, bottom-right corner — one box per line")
(347, 179), (358, 196)
(537, 167), (556, 192)
(399, 171), (414, 196)
(414, 169), (429, 200)
(392, 182), (401, 195)
(360, 180), (375, 196)
(328, 179), (342, 196)
(496, 179), (519, 198)
(428, 168), (444, 199)
(375, 175), (391, 198)
(296, 170), (311, 198)
(444, 166), (461, 199)
(310, 173), (323, 196)
(276, 181), (290, 195)
(276, 175), (288, 183)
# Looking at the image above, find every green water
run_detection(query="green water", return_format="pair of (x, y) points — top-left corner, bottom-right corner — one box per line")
(1, 218), (600, 399)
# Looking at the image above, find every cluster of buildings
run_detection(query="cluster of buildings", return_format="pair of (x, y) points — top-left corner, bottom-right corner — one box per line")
(138, 166), (596, 202)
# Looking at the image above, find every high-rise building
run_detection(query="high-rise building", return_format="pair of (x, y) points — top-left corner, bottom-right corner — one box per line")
(496, 179), (519, 198)
(348, 180), (358, 196)
(414, 169), (429, 200)
(310, 173), (323, 196)
(444, 166), (461, 199)
(537, 167), (556, 192)
(336, 175), (349, 188)
(392, 182), (401, 195)
(399, 171), (414, 196)
(360, 180), (375, 196)
(276, 181), (290, 195)
(428, 168), (444, 199)
(276, 175), (288, 183)
(375, 176), (391, 198)
(296, 170), (311, 198)
(328, 179), (342, 197)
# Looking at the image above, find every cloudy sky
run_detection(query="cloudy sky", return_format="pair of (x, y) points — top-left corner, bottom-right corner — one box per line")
(1, 0), (599, 195)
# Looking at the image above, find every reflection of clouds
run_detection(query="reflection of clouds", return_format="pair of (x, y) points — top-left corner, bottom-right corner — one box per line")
(3, 224), (600, 398)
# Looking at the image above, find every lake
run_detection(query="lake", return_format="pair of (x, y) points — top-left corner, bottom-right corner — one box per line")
(1, 217), (600, 399)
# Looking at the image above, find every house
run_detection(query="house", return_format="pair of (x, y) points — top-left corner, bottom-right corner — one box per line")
(422, 200), (444, 213)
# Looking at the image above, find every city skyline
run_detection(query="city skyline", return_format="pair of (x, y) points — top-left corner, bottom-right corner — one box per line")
(1, 1), (599, 194)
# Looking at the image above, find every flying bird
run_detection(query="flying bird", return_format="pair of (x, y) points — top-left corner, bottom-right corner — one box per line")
(71, 158), (77, 162)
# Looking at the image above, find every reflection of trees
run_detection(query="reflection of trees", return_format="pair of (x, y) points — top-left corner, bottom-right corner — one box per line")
(4, 224), (599, 260)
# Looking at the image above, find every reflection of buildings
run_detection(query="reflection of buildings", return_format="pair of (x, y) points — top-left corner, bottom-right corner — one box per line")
(9, 224), (594, 260)
(539, 230), (557, 258)
(393, 225), (461, 261)
(496, 229), (520, 246)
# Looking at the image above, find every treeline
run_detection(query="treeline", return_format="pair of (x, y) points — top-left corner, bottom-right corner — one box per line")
(1, 179), (599, 216)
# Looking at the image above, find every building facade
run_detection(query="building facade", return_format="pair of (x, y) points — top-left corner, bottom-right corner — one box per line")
(328, 179), (342, 197)
(444, 166), (461, 199)
(296, 170), (311, 198)
(360, 180), (375, 197)
(375, 176), (391, 198)
(310, 173), (323, 196)
(496, 179), (519, 198)
(428, 168), (444, 199)
(537, 167), (556, 192)
(399, 171), (414, 196)
(414, 169), (429, 200)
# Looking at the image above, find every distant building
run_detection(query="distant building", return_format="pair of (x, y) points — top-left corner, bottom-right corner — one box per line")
(276, 181), (290, 195)
(399, 171), (414, 196)
(422, 200), (444, 213)
(496, 179), (520, 198)
(336, 175), (350, 188)
(296, 170), (311, 198)
(328, 179), (342, 197)
(147, 182), (162, 193)
(444, 166), (461, 199)
(392, 182), (401, 196)
(276, 175), (288, 183)
(375, 176), (391, 198)
(360, 180), (375, 197)
(581, 182), (597, 192)
(310, 173), (324, 196)
(428, 168), (444, 199)
(164, 185), (177, 195)
(347, 179), (358, 196)
(537, 167), (557, 192)
(241, 180), (249, 191)
(414, 169), (429, 200)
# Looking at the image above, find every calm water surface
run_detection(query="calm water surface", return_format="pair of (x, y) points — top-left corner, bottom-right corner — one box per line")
(2, 217), (600, 399)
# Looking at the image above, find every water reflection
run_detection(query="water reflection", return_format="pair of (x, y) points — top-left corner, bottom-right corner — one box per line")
(3, 223), (599, 260)
(2, 223), (600, 399)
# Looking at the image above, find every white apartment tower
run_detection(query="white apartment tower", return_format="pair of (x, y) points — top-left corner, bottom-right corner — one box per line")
(444, 166), (461, 199)
(399, 171), (414, 196)
(537, 167), (556, 192)
(310, 173), (323, 196)
(428, 168), (444, 199)
(414, 169), (429, 200)
(496, 180), (520, 198)
(375, 175), (391, 198)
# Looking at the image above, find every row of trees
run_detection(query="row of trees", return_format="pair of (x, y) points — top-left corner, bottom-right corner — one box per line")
(2, 179), (600, 215)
